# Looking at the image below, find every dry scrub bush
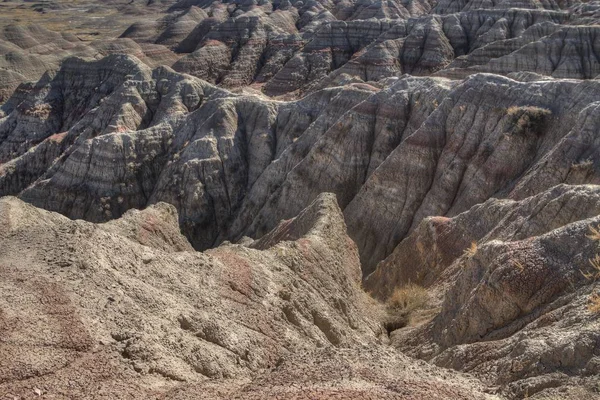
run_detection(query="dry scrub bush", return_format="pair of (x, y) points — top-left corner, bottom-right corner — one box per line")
(507, 106), (552, 135)
(512, 260), (525, 272)
(507, 105), (551, 117)
(387, 284), (429, 313)
(383, 284), (429, 333)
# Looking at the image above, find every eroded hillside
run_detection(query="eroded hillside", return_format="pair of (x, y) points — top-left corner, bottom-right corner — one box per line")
(1, 0), (600, 398)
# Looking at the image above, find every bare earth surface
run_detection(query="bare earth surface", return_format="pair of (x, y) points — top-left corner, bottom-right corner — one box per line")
(0, 194), (498, 399)
(1, 0), (600, 398)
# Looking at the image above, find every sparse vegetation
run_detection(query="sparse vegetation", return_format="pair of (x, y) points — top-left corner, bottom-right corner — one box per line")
(587, 225), (600, 242)
(512, 260), (525, 272)
(571, 158), (594, 172)
(388, 284), (429, 313)
(588, 292), (600, 314)
(383, 283), (430, 334)
(581, 254), (600, 281)
(507, 105), (552, 135)
(506, 106), (520, 116)
(464, 242), (478, 258)
(507, 105), (551, 117)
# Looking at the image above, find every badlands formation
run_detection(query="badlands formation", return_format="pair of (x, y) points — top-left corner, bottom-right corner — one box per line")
(1, 0), (600, 398)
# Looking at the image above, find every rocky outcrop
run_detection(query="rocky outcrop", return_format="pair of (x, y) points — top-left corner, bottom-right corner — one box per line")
(365, 184), (600, 398)
(0, 23), (177, 105)
(440, 25), (600, 79)
(0, 194), (498, 398)
(312, 9), (569, 91)
(121, 0), (598, 96)
(2, 1), (600, 398)
(4, 57), (600, 275)
(171, 5), (303, 87)
(2, 0), (599, 101)
(263, 19), (395, 95)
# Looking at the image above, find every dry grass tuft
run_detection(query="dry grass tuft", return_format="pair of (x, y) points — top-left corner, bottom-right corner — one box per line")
(507, 105), (551, 117)
(587, 225), (600, 242)
(507, 106), (521, 116)
(387, 284), (429, 315)
(383, 283), (430, 334)
(507, 106), (552, 135)
(588, 293), (600, 314)
(512, 260), (525, 272)
(581, 254), (600, 281)
(571, 158), (594, 171)
(464, 242), (478, 258)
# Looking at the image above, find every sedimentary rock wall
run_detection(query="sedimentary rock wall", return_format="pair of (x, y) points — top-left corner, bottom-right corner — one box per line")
(365, 184), (600, 398)
(2, 1), (600, 398)
(3, 56), (600, 275)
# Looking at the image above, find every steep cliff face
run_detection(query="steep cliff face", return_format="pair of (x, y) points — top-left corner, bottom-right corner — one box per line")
(3, 56), (600, 273)
(365, 184), (600, 398)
